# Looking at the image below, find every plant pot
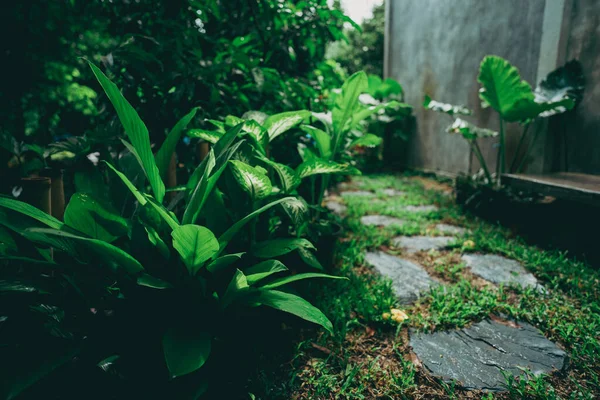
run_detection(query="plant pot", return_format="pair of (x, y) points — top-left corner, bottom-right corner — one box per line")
(315, 221), (344, 269)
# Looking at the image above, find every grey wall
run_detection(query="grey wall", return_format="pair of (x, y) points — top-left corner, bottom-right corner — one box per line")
(562, 0), (600, 174)
(387, 0), (599, 176)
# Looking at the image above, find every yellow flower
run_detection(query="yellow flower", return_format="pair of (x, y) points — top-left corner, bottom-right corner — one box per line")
(390, 308), (409, 322)
(462, 240), (476, 250)
(382, 312), (391, 320)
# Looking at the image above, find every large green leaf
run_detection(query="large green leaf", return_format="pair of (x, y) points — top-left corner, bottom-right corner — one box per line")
(259, 156), (300, 193)
(187, 129), (223, 144)
(446, 118), (498, 140)
(171, 225), (219, 274)
(254, 290), (333, 334)
(264, 110), (310, 142)
(423, 94), (472, 116)
(104, 161), (148, 206)
(163, 327), (211, 378)
(245, 260), (288, 285)
(155, 107), (198, 180)
(229, 160), (272, 201)
(216, 197), (295, 256)
(258, 272), (346, 290)
(88, 62), (165, 202)
(300, 125), (331, 159)
(221, 269), (249, 308)
(296, 158), (361, 179)
(332, 71), (368, 137)
(64, 193), (129, 243)
(349, 133), (383, 149)
(0, 197), (64, 230)
(26, 228), (144, 275)
(206, 252), (245, 273)
(183, 150), (216, 224)
(252, 238), (315, 258)
(478, 56), (575, 122)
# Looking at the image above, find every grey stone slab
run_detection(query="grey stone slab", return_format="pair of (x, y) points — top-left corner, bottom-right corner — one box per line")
(340, 190), (374, 197)
(382, 188), (406, 197)
(399, 205), (439, 213)
(410, 319), (567, 391)
(462, 254), (541, 290)
(365, 251), (439, 304)
(360, 215), (406, 227)
(435, 223), (468, 236)
(325, 200), (347, 215)
(392, 236), (454, 253)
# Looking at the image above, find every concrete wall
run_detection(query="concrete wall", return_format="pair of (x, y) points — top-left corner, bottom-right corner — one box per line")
(386, 0), (599, 176)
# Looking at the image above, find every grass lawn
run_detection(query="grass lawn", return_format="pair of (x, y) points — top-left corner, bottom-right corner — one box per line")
(251, 173), (600, 399)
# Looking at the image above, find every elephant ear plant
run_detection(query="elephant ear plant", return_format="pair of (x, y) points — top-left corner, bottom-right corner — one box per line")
(424, 56), (582, 185)
(0, 63), (344, 399)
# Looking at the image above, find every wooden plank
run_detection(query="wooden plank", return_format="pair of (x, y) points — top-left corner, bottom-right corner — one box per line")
(503, 172), (600, 206)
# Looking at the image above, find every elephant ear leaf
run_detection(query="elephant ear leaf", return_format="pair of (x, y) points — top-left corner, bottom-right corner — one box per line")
(163, 326), (211, 378)
(478, 55), (574, 122)
(171, 225), (219, 274)
(88, 61), (165, 203)
(229, 160), (272, 201)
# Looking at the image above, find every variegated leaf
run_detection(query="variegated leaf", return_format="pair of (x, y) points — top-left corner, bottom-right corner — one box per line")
(229, 160), (272, 200)
(296, 158), (361, 179)
(264, 110), (310, 141)
(187, 129), (223, 144)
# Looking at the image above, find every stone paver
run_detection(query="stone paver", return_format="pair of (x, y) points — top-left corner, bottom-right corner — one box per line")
(365, 251), (439, 304)
(435, 223), (468, 236)
(325, 200), (347, 215)
(360, 215), (406, 227)
(341, 190), (374, 197)
(462, 254), (541, 290)
(382, 188), (406, 197)
(410, 319), (567, 391)
(393, 236), (454, 253)
(398, 205), (439, 213)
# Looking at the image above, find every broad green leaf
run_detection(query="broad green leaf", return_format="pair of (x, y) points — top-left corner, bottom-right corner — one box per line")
(447, 118), (498, 140)
(298, 247), (324, 270)
(144, 225), (170, 259)
(259, 156), (300, 193)
(172, 225), (219, 274)
(254, 290), (333, 334)
(296, 158), (361, 179)
(0, 197), (63, 230)
(0, 226), (17, 255)
(104, 161), (147, 206)
(300, 125), (331, 159)
(187, 129), (222, 144)
(221, 269), (249, 308)
(163, 327), (211, 378)
(349, 133), (383, 149)
(64, 193), (129, 243)
(240, 119), (268, 152)
(332, 71), (368, 137)
(155, 107), (198, 180)
(229, 160), (272, 201)
(264, 110), (310, 141)
(423, 94), (472, 116)
(217, 197), (295, 256)
(88, 62), (165, 202)
(137, 273), (173, 289)
(206, 252), (245, 273)
(252, 238), (315, 258)
(279, 197), (308, 227)
(258, 272), (346, 290)
(245, 260), (288, 285)
(144, 195), (180, 231)
(26, 228), (144, 275)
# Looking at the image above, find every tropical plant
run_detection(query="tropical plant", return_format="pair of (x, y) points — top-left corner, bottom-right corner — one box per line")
(424, 56), (583, 185)
(0, 63), (344, 398)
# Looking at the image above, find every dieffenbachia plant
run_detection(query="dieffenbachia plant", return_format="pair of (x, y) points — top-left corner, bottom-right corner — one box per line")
(424, 56), (583, 184)
(0, 62), (344, 398)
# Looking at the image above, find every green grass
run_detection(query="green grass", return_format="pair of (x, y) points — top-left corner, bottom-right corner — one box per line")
(251, 173), (600, 399)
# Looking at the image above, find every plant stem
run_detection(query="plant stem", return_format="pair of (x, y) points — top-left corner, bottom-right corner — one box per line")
(471, 139), (493, 184)
(516, 119), (545, 173)
(496, 117), (505, 185)
(509, 122), (530, 173)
